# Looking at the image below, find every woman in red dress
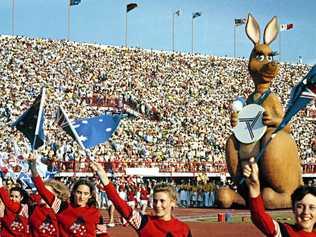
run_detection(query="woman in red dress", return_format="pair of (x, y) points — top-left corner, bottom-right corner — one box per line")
(28, 154), (109, 237)
(0, 182), (29, 237)
(91, 161), (192, 237)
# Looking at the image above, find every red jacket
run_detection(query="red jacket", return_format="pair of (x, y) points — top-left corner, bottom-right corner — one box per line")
(104, 182), (191, 237)
(33, 175), (109, 237)
(29, 202), (59, 237)
(0, 187), (30, 237)
(250, 195), (316, 237)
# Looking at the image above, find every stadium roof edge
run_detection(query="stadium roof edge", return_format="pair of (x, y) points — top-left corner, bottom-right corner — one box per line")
(1, 34), (312, 66)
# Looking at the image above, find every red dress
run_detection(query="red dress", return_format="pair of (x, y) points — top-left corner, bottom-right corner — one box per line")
(33, 175), (109, 237)
(250, 195), (316, 237)
(0, 187), (30, 237)
(28, 197), (60, 237)
(104, 182), (192, 237)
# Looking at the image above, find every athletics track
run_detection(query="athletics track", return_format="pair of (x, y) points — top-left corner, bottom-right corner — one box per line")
(103, 207), (292, 236)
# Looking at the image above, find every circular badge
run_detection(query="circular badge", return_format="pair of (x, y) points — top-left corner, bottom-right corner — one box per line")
(233, 104), (267, 144)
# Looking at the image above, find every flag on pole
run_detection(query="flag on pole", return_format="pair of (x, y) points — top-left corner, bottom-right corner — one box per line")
(280, 23), (294, 31)
(55, 106), (85, 149)
(175, 10), (180, 16)
(274, 65), (316, 133)
(192, 12), (202, 19)
(70, 0), (81, 6)
(56, 107), (121, 149)
(127, 3), (138, 12)
(234, 18), (246, 26)
(72, 113), (121, 149)
(12, 88), (46, 150)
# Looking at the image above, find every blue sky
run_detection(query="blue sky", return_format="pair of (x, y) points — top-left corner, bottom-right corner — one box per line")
(0, 0), (316, 64)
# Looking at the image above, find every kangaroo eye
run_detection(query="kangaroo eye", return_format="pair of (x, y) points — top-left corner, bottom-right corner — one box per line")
(256, 55), (265, 61)
(267, 56), (273, 62)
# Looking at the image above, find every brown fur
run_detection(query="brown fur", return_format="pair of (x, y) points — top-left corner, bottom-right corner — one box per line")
(217, 14), (302, 209)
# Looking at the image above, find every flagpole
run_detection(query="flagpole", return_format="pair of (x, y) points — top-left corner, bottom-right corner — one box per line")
(191, 16), (194, 54)
(11, 0), (15, 35)
(278, 1), (281, 62)
(32, 88), (46, 150)
(234, 24), (236, 58)
(172, 12), (175, 52)
(67, 0), (70, 40)
(58, 106), (86, 150)
(279, 31), (281, 62)
(125, 9), (128, 47)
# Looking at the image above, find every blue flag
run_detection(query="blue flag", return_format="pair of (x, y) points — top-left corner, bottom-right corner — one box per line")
(56, 106), (121, 149)
(70, 0), (81, 6)
(275, 65), (316, 133)
(12, 88), (46, 150)
(73, 114), (121, 149)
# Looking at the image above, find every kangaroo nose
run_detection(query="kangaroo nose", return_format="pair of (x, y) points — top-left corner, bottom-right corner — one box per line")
(264, 62), (277, 71)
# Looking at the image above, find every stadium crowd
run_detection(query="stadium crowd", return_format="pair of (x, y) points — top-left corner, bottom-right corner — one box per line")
(0, 35), (314, 177)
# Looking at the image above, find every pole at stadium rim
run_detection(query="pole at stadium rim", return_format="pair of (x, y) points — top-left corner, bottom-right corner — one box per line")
(67, 0), (70, 40)
(11, 0), (15, 35)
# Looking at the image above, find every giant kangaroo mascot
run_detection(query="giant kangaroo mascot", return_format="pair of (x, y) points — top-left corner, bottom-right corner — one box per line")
(216, 14), (302, 209)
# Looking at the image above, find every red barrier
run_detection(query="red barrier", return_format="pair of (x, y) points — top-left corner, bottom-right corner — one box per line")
(52, 161), (316, 175)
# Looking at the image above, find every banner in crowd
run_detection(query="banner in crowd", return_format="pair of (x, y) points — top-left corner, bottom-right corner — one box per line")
(307, 108), (316, 120)
(126, 167), (159, 176)
(80, 94), (161, 121)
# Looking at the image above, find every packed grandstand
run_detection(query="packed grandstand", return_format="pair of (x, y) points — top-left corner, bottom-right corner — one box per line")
(0, 35), (315, 181)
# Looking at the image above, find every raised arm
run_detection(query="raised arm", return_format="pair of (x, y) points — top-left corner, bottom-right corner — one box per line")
(90, 161), (134, 221)
(27, 154), (57, 206)
(243, 158), (279, 236)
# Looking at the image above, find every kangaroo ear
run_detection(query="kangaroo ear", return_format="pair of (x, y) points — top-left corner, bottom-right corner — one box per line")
(263, 16), (279, 45)
(246, 13), (260, 45)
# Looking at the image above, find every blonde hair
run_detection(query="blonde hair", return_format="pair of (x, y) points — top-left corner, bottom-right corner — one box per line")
(153, 183), (177, 201)
(45, 179), (70, 202)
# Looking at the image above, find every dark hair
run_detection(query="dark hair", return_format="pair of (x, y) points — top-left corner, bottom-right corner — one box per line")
(70, 179), (98, 207)
(291, 185), (316, 207)
(10, 186), (29, 204)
